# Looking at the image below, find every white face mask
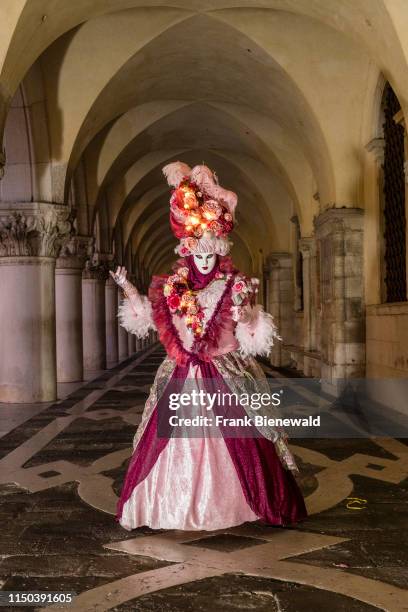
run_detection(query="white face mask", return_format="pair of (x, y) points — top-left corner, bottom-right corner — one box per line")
(193, 253), (216, 274)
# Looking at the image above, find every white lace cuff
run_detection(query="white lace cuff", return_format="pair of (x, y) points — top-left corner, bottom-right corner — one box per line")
(235, 304), (281, 357)
(117, 295), (156, 338)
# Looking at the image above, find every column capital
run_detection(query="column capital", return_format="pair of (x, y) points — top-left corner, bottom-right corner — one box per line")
(264, 252), (292, 273)
(82, 252), (113, 281)
(0, 202), (72, 258)
(56, 234), (94, 270)
(365, 137), (385, 164)
(313, 207), (364, 236)
(82, 262), (110, 281)
(299, 237), (315, 257)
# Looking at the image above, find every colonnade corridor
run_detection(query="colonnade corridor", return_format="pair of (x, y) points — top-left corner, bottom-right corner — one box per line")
(0, 344), (406, 611)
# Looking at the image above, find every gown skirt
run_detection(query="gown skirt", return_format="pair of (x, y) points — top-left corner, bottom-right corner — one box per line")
(116, 355), (307, 531)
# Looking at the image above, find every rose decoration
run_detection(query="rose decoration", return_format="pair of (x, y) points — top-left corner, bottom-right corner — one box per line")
(169, 178), (234, 240)
(202, 200), (222, 220)
(163, 272), (206, 338)
(177, 266), (189, 278)
(208, 220), (223, 236)
(163, 283), (173, 297)
(232, 280), (245, 293)
(168, 294), (181, 311)
(181, 292), (195, 306)
(185, 237), (198, 250)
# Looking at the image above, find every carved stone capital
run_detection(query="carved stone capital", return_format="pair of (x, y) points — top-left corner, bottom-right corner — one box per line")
(82, 252), (113, 281)
(56, 234), (94, 270)
(0, 202), (71, 258)
(299, 237), (315, 257)
(313, 207), (364, 237)
(82, 263), (110, 281)
(264, 252), (292, 273)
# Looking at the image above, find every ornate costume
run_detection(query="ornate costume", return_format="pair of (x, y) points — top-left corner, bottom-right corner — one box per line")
(114, 162), (307, 530)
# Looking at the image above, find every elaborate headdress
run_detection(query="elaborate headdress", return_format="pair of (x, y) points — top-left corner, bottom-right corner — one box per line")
(162, 161), (237, 257)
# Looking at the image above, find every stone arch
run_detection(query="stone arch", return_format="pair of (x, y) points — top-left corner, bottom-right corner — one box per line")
(64, 12), (335, 207)
(0, 61), (52, 203)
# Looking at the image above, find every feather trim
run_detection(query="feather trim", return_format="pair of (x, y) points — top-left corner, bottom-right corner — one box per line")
(189, 164), (238, 218)
(162, 161), (191, 187)
(117, 296), (155, 338)
(235, 305), (281, 358)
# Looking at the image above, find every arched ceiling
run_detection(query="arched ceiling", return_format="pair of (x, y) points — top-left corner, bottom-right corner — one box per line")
(1, 1), (408, 278)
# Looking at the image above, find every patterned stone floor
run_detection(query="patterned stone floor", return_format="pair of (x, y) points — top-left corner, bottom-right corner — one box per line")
(0, 345), (407, 611)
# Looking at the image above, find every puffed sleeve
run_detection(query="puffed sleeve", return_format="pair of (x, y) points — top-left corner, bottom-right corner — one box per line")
(232, 276), (281, 358)
(117, 281), (156, 338)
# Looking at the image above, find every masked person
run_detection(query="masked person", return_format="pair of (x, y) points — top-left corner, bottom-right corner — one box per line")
(111, 161), (307, 531)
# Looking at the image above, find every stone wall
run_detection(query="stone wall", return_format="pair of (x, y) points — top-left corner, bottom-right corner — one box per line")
(366, 303), (408, 376)
(366, 303), (408, 415)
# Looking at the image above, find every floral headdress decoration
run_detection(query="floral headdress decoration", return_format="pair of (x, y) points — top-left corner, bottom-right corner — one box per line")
(162, 161), (238, 257)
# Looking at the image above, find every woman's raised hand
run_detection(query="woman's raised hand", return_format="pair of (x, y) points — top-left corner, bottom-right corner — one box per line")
(110, 265), (128, 288)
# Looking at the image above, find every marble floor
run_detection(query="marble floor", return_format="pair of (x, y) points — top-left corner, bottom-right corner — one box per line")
(0, 345), (407, 611)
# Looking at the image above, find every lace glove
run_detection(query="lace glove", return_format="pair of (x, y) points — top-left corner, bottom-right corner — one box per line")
(110, 266), (141, 306)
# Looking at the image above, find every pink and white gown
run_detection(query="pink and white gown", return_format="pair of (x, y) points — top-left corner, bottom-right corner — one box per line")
(115, 257), (307, 531)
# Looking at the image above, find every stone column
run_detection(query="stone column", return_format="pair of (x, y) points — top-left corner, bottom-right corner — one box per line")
(105, 276), (119, 368)
(299, 237), (317, 352)
(128, 331), (136, 355)
(0, 203), (70, 402)
(290, 215), (304, 312)
(82, 262), (108, 372)
(117, 290), (128, 361)
(265, 252), (294, 368)
(299, 237), (321, 377)
(55, 235), (91, 382)
(314, 208), (365, 394)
